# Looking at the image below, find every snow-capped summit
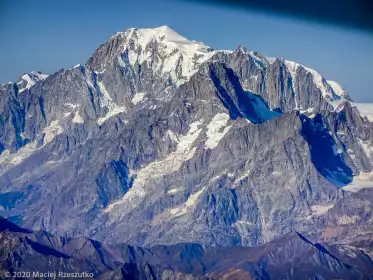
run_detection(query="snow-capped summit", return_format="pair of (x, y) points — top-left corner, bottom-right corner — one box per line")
(84, 26), (373, 122)
(88, 25), (216, 85)
(122, 26), (215, 81)
(125, 25), (213, 54)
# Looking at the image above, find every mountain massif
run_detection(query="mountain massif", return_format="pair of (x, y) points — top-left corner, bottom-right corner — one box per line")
(1, 26), (373, 279)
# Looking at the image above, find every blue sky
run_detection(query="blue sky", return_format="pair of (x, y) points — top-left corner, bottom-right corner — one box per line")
(1, 0), (372, 102)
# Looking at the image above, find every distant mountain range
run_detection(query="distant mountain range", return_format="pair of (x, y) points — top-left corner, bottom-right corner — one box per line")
(1, 216), (373, 279)
(1, 26), (373, 279)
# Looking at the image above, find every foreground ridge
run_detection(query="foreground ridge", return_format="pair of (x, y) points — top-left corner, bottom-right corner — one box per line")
(1, 217), (373, 279)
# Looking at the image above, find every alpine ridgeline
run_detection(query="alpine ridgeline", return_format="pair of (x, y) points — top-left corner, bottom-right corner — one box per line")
(1, 26), (373, 253)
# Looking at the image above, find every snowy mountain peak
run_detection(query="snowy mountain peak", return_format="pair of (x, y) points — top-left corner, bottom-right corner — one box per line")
(88, 26), (216, 84)
(16, 71), (49, 93)
(123, 25), (212, 51)
(87, 26), (363, 115)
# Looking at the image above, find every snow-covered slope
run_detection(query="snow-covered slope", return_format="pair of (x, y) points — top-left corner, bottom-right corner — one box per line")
(327, 80), (351, 99)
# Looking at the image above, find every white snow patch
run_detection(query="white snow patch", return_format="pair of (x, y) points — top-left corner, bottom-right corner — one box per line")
(343, 172), (373, 192)
(233, 170), (251, 187)
(210, 175), (222, 182)
(97, 80), (114, 107)
(205, 113), (231, 149)
(43, 120), (63, 145)
(97, 107), (126, 125)
(20, 132), (27, 140)
(128, 50), (138, 65)
(131, 92), (147, 105)
(285, 61), (300, 81)
(0, 120), (63, 174)
(0, 120), (65, 170)
(300, 108), (316, 118)
(175, 120), (203, 153)
(234, 220), (252, 226)
(63, 111), (72, 118)
(185, 187), (205, 208)
(95, 80), (127, 124)
(338, 215), (359, 225)
(300, 108), (315, 114)
(167, 130), (179, 143)
(233, 220), (252, 239)
(72, 111), (84, 124)
(117, 55), (126, 67)
(327, 80), (347, 98)
(73, 64), (81, 69)
(63, 103), (79, 118)
(169, 186), (206, 217)
(104, 120), (203, 213)
(0, 142), (38, 167)
(19, 72), (48, 92)
(266, 57), (277, 64)
(168, 188), (182, 194)
(94, 69), (106, 75)
(1, 121), (62, 170)
(35, 72), (49, 80)
(311, 204), (334, 216)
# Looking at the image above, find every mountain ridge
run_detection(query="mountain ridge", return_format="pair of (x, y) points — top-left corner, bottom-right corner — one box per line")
(5, 25), (370, 125)
(1, 217), (373, 280)
(2, 26), (353, 102)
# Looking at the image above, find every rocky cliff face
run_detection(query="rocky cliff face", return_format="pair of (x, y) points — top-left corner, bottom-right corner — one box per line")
(0, 26), (373, 253)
